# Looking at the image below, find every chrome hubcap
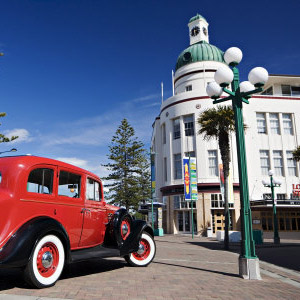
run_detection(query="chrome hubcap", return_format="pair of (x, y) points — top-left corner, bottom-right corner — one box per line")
(122, 224), (128, 236)
(42, 251), (53, 268)
(137, 243), (145, 255)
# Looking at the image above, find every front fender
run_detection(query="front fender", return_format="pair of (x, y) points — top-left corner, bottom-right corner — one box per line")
(0, 217), (70, 268)
(119, 220), (153, 257)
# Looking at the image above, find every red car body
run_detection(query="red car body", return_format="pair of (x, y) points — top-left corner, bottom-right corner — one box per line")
(0, 156), (155, 288)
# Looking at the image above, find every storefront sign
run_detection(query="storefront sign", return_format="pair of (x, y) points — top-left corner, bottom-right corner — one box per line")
(292, 184), (300, 197)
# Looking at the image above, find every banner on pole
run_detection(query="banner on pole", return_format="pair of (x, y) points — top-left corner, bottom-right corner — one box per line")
(190, 157), (198, 201)
(183, 157), (198, 201)
(219, 163), (234, 204)
(183, 157), (191, 200)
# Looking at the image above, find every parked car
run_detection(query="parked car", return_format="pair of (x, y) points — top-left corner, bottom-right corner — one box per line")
(0, 156), (155, 288)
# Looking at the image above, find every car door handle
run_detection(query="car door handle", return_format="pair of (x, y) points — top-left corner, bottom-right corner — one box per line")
(81, 208), (91, 213)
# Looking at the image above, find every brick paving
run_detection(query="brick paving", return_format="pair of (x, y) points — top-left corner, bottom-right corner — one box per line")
(0, 235), (300, 299)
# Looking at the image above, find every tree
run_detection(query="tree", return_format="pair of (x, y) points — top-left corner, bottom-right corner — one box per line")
(198, 105), (235, 250)
(292, 146), (300, 162)
(103, 118), (150, 211)
(0, 112), (18, 143)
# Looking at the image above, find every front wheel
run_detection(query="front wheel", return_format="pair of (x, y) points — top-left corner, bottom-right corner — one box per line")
(125, 232), (156, 267)
(24, 234), (65, 288)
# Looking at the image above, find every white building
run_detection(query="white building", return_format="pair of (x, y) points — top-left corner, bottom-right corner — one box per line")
(151, 14), (300, 237)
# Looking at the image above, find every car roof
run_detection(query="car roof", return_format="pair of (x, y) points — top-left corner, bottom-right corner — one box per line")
(0, 155), (101, 181)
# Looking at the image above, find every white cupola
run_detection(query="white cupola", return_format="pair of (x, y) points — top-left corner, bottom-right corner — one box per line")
(188, 14), (209, 45)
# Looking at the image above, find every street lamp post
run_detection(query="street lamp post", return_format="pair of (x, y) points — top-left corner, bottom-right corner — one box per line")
(262, 170), (281, 244)
(206, 47), (269, 280)
(0, 148), (17, 155)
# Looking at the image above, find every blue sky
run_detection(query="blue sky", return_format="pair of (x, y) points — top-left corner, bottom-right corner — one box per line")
(0, 0), (299, 177)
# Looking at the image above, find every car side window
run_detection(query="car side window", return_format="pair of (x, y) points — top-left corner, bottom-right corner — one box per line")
(86, 178), (101, 201)
(58, 171), (81, 198)
(27, 168), (54, 194)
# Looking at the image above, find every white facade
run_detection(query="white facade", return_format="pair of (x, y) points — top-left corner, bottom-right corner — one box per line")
(151, 15), (300, 236)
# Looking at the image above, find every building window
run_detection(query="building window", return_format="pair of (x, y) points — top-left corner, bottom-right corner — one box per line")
(174, 154), (182, 179)
(208, 150), (218, 176)
(185, 85), (192, 92)
(185, 151), (195, 158)
(287, 151), (297, 176)
(256, 113), (267, 134)
(282, 114), (293, 135)
(261, 86), (273, 95)
(263, 193), (272, 200)
(260, 150), (270, 176)
(269, 113), (280, 134)
(164, 157), (167, 182)
(173, 118), (180, 140)
(273, 150), (284, 176)
(282, 85), (300, 96)
(277, 194), (286, 200)
(184, 115), (194, 136)
(162, 124), (166, 144)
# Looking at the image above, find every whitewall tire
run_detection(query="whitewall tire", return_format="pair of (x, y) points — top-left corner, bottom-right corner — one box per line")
(24, 234), (65, 288)
(125, 232), (156, 267)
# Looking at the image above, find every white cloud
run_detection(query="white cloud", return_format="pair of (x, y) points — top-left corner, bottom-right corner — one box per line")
(55, 157), (88, 168)
(131, 93), (161, 103)
(4, 128), (32, 144)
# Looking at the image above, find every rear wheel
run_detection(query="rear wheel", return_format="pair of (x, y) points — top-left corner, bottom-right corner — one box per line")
(125, 232), (156, 267)
(24, 234), (65, 288)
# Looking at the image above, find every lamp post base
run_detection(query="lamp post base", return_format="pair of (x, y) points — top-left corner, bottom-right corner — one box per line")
(274, 236), (280, 244)
(239, 257), (261, 280)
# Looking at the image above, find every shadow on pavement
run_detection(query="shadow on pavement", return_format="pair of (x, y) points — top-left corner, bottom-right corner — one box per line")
(187, 240), (300, 272)
(153, 261), (240, 278)
(61, 258), (126, 280)
(0, 258), (126, 291)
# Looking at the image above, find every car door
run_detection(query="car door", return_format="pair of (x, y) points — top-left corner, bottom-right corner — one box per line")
(79, 176), (107, 247)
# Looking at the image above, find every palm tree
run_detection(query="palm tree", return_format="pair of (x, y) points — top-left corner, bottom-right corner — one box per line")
(198, 105), (235, 250)
(292, 146), (300, 162)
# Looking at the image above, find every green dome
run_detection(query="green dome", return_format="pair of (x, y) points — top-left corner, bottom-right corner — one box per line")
(175, 41), (225, 71)
(189, 14), (207, 23)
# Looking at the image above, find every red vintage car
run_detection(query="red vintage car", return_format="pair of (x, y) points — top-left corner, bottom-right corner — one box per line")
(0, 156), (155, 288)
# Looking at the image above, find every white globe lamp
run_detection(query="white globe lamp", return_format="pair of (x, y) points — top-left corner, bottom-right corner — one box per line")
(224, 47), (243, 66)
(248, 67), (269, 87)
(206, 82), (223, 99)
(268, 169), (274, 176)
(214, 66), (234, 87)
(239, 81), (255, 94)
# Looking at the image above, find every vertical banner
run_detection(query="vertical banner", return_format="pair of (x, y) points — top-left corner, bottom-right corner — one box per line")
(183, 157), (191, 201)
(151, 153), (156, 199)
(190, 157), (198, 201)
(158, 207), (163, 228)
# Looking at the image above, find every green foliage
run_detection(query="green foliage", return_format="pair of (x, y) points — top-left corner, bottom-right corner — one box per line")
(103, 118), (151, 211)
(198, 105), (235, 178)
(0, 113), (18, 143)
(292, 146), (300, 162)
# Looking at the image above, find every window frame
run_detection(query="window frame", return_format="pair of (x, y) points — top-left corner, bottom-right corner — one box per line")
(26, 166), (55, 197)
(57, 168), (82, 199)
(256, 112), (267, 134)
(260, 150), (270, 176)
(174, 153), (182, 180)
(208, 150), (218, 176)
(173, 118), (181, 140)
(183, 115), (194, 136)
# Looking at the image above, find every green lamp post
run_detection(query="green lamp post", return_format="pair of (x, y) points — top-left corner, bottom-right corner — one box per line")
(262, 170), (281, 244)
(206, 47), (269, 280)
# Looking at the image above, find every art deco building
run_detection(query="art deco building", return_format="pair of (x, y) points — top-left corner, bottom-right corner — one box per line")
(151, 14), (300, 238)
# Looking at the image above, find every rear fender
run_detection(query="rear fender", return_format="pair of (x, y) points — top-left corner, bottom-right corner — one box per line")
(0, 217), (70, 268)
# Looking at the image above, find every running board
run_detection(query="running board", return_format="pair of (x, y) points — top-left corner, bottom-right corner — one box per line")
(70, 245), (121, 263)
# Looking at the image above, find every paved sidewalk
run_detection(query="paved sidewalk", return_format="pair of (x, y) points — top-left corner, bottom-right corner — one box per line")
(0, 235), (299, 299)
